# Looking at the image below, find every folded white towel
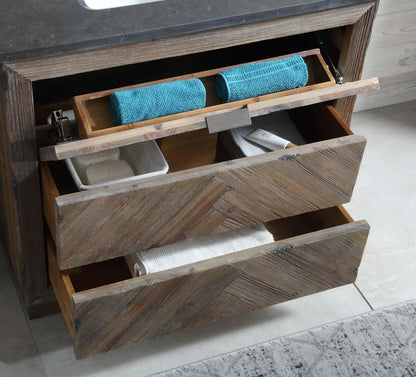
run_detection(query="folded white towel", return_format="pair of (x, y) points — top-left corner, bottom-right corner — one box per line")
(125, 224), (274, 277)
(220, 111), (306, 158)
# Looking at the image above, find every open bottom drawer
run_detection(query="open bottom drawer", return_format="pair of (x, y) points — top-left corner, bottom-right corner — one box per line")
(48, 205), (369, 359)
(41, 104), (367, 270)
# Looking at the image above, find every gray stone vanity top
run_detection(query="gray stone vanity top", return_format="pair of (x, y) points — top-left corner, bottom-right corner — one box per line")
(0, 0), (370, 62)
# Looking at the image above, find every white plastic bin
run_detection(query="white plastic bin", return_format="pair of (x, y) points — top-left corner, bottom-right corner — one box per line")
(65, 140), (169, 190)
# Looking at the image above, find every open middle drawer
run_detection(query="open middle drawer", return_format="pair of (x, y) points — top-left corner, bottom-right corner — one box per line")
(48, 205), (369, 359)
(41, 104), (366, 270)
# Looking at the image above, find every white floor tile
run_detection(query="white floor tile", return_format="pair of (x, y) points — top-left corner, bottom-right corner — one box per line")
(0, 249), (46, 377)
(346, 100), (416, 309)
(29, 284), (370, 377)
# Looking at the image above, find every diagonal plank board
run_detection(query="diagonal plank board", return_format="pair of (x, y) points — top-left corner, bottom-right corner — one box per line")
(53, 135), (366, 269)
(70, 220), (369, 358)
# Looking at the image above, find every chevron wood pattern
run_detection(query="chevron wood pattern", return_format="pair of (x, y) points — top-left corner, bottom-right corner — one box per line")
(46, 134), (366, 270)
(63, 219), (369, 358)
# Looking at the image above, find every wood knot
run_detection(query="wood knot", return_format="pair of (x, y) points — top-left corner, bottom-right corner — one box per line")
(74, 318), (81, 333)
(182, 303), (194, 311)
(279, 154), (296, 161)
(273, 244), (293, 254)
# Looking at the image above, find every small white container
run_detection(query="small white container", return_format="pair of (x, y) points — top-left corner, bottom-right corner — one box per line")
(65, 140), (169, 190)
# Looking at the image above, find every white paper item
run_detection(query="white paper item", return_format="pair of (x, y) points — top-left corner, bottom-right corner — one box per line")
(125, 224), (275, 277)
(221, 111), (306, 157)
(243, 128), (291, 150)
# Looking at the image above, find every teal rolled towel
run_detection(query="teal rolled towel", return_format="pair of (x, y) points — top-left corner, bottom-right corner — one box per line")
(109, 79), (206, 125)
(216, 55), (309, 103)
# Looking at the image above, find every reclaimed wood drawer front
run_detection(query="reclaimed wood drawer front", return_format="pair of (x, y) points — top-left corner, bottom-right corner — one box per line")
(41, 105), (367, 270)
(47, 206), (370, 359)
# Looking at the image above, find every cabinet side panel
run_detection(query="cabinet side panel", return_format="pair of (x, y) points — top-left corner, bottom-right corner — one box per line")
(335, 1), (379, 123)
(0, 65), (48, 310)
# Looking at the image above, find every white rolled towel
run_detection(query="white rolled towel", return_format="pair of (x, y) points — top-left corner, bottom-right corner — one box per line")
(125, 224), (275, 277)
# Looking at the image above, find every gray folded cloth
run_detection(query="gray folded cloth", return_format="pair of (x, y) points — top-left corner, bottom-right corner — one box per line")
(125, 224), (274, 277)
(85, 159), (134, 185)
(71, 148), (121, 183)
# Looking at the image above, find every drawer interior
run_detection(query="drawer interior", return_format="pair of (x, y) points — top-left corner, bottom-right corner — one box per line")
(73, 49), (334, 138)
(34, 31), (336, 127)
(48, 204), (369, 358)
(41, 103), (365, 270)
(35, 26), (378, 163)
(43, 103), (352, 195)
(163, 103), (352, 172)
(63, 206), (353, 291)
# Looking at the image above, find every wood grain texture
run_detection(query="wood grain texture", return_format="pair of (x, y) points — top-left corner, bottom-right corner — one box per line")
(47, 237), (75, 338)
(0, 87), (17, 278)
(7, 4), (371, 81)
(373, 0), (416, 14)
(0, 65), (48, 309)
(360, 41), (416, 78)
(68, 220), (369, 358)
(247, 78), (379, 117)
(160, 129), (218, 173)
(41, 162), (59, 242)
(49, 134), (366, 269)
(264, 206), (353, 240)
(334, 1), (379, 123)
(39, 78), (378, 162)
(355, 71), (416, 111)
(355, 0), (416, 110)
(25, 289), (61, 319)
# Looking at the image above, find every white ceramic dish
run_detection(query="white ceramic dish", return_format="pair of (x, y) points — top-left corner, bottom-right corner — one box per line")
(66, 140), (169, 190)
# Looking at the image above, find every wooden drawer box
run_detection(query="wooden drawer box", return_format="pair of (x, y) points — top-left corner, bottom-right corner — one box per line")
(73, 49), (336, 138)
(41, 104), (366, 270)
(48, 205), (369, 359)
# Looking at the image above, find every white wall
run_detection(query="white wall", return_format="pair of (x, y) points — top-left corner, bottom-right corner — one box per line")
(355, 0), (416, 111)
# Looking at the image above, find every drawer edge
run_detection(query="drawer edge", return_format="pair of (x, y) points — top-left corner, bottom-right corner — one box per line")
(53, 134), (367, 270)
(39, 78), (378, 162)
(66, 219), (369, 358)
(47, 237), (75, 338)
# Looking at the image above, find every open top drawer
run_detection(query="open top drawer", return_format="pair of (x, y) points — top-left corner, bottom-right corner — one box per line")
(41, 104), (367, 270)
(73, 49), (335, 138)
(38, 49), (378, 162)
(48, 205), (369, 359)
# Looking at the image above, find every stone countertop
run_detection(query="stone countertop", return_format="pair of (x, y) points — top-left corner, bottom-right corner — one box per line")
(0, 0), (369, 63)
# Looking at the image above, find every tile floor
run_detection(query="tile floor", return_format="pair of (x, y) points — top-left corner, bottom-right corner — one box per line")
(1, 100), (415, 377)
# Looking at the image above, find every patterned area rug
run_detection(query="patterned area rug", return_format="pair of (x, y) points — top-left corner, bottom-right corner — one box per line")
(154, 300), (416, 377)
